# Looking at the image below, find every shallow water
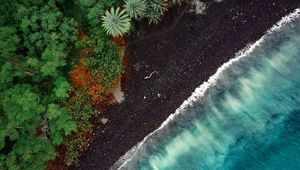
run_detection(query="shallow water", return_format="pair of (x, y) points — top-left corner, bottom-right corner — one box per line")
(118, 10), (300, 170)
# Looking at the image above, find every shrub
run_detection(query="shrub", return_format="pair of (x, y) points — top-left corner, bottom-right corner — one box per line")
(102, 7), (131, 37)
(124, 0), (147, 19)
(63, 90), (95, 166)
(86, 28), (123, 88)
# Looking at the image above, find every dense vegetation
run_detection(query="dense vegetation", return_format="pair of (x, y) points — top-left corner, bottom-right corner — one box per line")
(0, 0), (182, 169)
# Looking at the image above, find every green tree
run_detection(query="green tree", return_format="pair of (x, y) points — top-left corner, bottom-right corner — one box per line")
(40, 44), (67, 77)
(0, 84), (50, 169)
(0, 0), (17, 27)
(0, 27), (20, 61)
(0, 62), (14, 90)
(5, 136), (56, 170)
(53, 76), (71, 99)
(47, 104), (76, 144)
(75, 0), (97, 7)
(17, 2), (77, 55)
(1, 84), (45, 135)
(5, 134), (55, 170)
(0, 84), (76, 169)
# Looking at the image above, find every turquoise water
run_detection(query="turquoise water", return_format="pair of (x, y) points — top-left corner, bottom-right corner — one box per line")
(119, 12), (300, 170)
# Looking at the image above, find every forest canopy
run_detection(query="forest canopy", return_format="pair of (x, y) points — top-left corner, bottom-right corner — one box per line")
(0, 0), (181, 169)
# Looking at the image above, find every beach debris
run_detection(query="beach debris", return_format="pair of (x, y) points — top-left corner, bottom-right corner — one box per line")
(144, 71), (158, 80)
(190, 0), (222, 15)
(111, 81), (125, 103)
(190, 0), (207, 15)
(100, 117), (109, 125)
(133, 61), (146, 71)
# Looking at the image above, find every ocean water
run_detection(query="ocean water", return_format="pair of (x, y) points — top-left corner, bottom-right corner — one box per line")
(116, 10), (300, 170)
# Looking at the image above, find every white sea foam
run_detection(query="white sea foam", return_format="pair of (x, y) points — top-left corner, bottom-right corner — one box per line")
(112, 8), (300, 170)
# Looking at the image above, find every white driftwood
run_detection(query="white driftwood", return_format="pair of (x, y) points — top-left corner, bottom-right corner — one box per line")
(144, 71), (158, 80)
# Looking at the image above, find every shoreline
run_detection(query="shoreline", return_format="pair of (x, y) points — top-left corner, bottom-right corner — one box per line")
(73, 1), (300, 170)
(116, 8), (300, 169)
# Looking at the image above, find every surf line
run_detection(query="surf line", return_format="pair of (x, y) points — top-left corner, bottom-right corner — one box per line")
(112, 8), (300, 170)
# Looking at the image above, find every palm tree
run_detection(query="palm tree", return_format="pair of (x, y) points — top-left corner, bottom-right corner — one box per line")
(124, 0), (147, 19)
(146, 0), (168, 24)
(148, 0), (168, 14)
(102, 7), (131, 37)
(146, 9), (162, 24)
(171, 0), (183, 5)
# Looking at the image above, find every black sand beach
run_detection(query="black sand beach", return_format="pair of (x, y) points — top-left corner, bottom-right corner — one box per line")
(73, 0), (300, 169)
